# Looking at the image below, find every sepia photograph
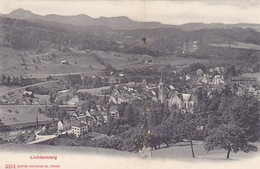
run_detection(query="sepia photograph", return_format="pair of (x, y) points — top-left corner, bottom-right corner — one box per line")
(0, 0), (260, 169)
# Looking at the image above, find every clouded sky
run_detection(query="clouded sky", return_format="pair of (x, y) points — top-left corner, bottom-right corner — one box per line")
(1, 0), (260, 25)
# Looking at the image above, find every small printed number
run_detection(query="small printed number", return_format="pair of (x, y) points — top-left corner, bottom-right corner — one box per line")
(5, 164), (16, 168)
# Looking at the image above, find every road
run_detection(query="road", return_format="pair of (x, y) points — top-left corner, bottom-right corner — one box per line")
(27, 130), (72, 144)
(0, 80), (59, 96)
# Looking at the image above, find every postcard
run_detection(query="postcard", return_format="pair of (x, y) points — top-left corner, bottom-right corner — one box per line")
(0, 0), (260, 169)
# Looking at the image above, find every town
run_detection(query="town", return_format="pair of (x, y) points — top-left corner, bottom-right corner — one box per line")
(0, 8), (260, 160)
(1, 59), (259, 158)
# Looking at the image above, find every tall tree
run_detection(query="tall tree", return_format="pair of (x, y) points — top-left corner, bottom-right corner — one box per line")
(205, 124), (257, 159)
(179, 114), (201, 158)
(204, 96), (260, 159)
(123, 104), (135, 125)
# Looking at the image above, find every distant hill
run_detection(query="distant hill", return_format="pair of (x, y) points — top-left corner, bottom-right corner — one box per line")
(5, 8), (174, 30)
(2, 15), (260, 52)
(179, 23), (260, 32)
(4, 8), (260, 31)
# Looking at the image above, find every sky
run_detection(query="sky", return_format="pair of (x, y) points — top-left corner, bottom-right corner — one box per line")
(1, 0), (260, 25)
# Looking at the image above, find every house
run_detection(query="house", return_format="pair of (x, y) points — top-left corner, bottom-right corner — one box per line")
(167, 92), (182, 109)
(23, 91), (34, 97)
(109, 106), (119, 118)
(99, 111), (108, 124)
(71, 123), (88, 137)
(169, 85), (175, 90)
(67, 96), (79, 105)
(214, 67), (222, 74)
(108, 86), (138, 104)
(196, 69), (204, 76)
(58, 105), (78, 114)
(57, 119), (78, 131)
(248, 84), (260, 96)
(231, 77), (257, 85)
(185, 75), (191, 81)
(61, 60), (69, 64)
(87, 117), (96, 130)
(201, 76), (208, 84)
(213, 75), (225, 85)
(167, 92), (196, 113)
(95, 114), (104, 126)
(198, 75), (208, 84)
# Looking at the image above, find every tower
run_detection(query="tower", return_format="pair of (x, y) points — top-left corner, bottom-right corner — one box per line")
(158, 73), (165, 104)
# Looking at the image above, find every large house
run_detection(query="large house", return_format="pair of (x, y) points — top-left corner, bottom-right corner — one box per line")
(58, 105), (78, 114)
(71, 123), (88, 137)
(167, 92), (196, 113)
(108, 85), (141, 104)
(231, 77), (257, 85)
(57, 118), (79, 131)
(212, 75), (225, 85)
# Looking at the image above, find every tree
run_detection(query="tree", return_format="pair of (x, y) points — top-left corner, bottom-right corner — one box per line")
(38, 107), (43, 114)
(6, 76), (11, 85)
(221, 96), (260, 142)
(205, 124), (257, 159)
(49, 94), (56, 104)
(123, 104), (135, 125)
(0, 118), (9, 132)
(148, 102), (165, 127)
(1, 74), (6, 84)
(179, 114), (201, 158)
(204, 96), (260, 159)
(224, 65), (236, 79)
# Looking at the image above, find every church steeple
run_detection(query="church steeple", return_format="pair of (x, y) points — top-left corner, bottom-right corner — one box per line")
(158, 72), (165, 103)
(159, 72), (163, 85)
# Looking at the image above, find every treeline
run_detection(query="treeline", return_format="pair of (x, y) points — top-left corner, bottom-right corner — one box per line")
(63, 74), (110, 89)
(1, 17), (163, 57)
(119, 27), (260, 53)
(189, 45), (260, 73)
(41, 80), (260, 159)
(0, 74), (43, 86)
(87, 87), (259, 159)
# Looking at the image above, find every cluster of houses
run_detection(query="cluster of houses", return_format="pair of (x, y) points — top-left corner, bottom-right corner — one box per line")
(108, 84), (142, 104)
(57, 104), (109, 137)
(230, 77), (260, 98)
(56, 66), (259, 137)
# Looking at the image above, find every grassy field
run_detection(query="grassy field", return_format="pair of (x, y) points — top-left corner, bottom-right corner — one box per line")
(1, 45), (209, 79)
(243, 72), (260, 81)
(210, 42), (260, 51)
(153, 55), (208, 68)
(0, 85), (19, 96)
(152, 141), (260, 160)
(94, 50), (208, 70)
(77, 86), (110, 95)
(0, 105), (51, 126)
(1, 141), (260, 161)
(0, 46), (105, 78)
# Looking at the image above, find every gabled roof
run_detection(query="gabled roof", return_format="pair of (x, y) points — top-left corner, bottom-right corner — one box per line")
(72, 122), (87, 128)
(182, 94), (191, 101)
(168, 92), (194, 102)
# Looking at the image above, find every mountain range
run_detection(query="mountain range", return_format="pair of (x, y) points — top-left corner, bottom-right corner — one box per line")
(3, 8), (260, 31)
(4, 8), (173, 30)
